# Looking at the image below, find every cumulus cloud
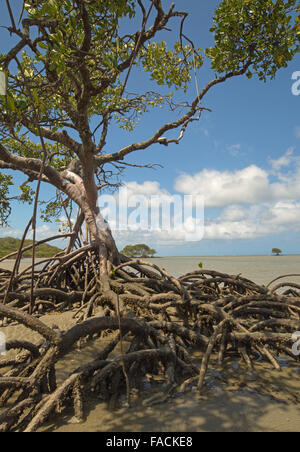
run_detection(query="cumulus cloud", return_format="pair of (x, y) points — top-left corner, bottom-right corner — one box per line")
(120, 181), (169, 198)
(5, 149), (300, 246)
(0, 228), (23, 239)
(261, 201), (300, 228)
(111, 149), (300, 243)
(205, 219), (257, 240)
(174, 165), (273, 206)
(219, 205), (248, 222)
(203, 202), (300, 240)
(0, 224), (70, 248)
(174, 153), (300, 208)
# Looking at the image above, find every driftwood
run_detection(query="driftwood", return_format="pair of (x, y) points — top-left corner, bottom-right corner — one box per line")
(0, 246), (299, 432)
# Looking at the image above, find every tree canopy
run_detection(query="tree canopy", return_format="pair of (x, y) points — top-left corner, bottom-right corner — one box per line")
(121, 243), (157, 258)
(1, 2), (300, 431)
(0, 0), (299, 265)
(272, 247), (282, 255)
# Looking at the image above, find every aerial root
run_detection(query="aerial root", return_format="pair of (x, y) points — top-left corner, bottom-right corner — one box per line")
(0, 252), (299, 431)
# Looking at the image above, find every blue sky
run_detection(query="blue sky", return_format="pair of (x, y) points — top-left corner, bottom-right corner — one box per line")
(1, 1), (300, 256)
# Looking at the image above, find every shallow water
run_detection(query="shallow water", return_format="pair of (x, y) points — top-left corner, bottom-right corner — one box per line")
(144, 255), (300, 286)
(1, 255), (300, 287)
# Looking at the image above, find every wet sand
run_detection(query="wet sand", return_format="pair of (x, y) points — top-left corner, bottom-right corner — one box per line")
(1, 309), (299, 433)
(0, 258), (46, 273)
(41, 352), (300, 433)
(44, 389), (300, 433)
(0, 257), (300, 432)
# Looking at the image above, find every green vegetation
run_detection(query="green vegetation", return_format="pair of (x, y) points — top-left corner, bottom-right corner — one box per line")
(0, 1), (299, 433)
(0, 0), (299, 256)
(121, 244), (157, 259)
(0, 237), (62, 258)
(272, 248), (282, 256)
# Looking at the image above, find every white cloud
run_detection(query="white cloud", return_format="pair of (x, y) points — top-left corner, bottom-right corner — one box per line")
(261, 201), (300, 228)
(204, 201), (300, 240)
(4, 149), (300, 247)
(269, 147), (295, 171)
(112, 150), (300, 243)
(97, 181), (205, 245)
(174, 152), (300, 208)
(120, 181), (169, 198)
(0, 224), (68, 244)
(0, 228), (23, 239)
(220, 205), (248, 222)
(175, 165), (273, 206)
(205, 219), (257, 240)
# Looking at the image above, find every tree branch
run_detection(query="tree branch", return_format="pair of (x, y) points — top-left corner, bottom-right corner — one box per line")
(21, 121), (82, 154)
(0, 143), (82, 204)
(95, 64), (251, 166)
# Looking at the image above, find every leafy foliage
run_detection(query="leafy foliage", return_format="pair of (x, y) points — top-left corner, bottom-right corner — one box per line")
(0, 0), (299, 228)
(0, 173), (13, 226)
(141, 41), (203, 92)
(0, 171), (36, 226)
(206, 0), (300, 81)
(121, 243), (157, 258)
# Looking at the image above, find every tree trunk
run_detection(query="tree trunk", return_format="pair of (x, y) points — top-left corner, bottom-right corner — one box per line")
(85, 203), (120, 269)
(64, 166), (120, 275)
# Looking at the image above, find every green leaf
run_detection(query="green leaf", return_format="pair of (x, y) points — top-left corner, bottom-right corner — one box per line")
(6, 93), (16, 111)
(38, 42), (48, 50)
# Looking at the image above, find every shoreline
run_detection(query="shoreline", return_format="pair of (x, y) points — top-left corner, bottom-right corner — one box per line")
(1, 254), (300, 260)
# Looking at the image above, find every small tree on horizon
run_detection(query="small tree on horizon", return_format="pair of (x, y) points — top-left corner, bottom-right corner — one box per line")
(121, 244), (157, 258)
(272, 248), (282, 256)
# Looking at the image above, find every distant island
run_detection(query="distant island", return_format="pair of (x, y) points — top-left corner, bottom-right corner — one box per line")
(0, 237), (62, 258)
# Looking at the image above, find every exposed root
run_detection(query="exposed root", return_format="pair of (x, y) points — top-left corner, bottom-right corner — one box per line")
(0, 249), (299, 431)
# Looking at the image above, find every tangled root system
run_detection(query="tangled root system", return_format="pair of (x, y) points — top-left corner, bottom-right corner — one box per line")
(0, 249), (299, 432)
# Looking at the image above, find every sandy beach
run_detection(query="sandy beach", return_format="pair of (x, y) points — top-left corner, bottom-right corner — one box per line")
(45, 388), (300, 433)
(0, 256), (299, 432)
(1, 308), (299, 433)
